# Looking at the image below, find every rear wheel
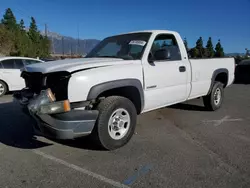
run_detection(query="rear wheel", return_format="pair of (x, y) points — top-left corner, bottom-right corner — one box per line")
(0, 81), (7, 97)
(203, 82), (224, 111)
(92, 96), (137, 150)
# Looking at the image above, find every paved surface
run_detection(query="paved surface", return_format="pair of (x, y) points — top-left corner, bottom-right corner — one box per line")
(1, 84), (250, 188)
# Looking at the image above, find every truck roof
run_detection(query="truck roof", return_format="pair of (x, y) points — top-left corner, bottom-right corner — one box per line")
(113, 30), (179, 37)
(129, 29), (175, 33)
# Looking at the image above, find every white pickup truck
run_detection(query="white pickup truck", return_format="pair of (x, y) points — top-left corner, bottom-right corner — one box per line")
(14, 30), (235, 150)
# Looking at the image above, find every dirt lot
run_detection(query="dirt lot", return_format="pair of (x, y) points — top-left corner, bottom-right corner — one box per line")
(0, 84), (250, 188)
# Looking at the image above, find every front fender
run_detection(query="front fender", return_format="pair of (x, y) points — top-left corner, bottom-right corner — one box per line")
(87, 79), (144, 110)
(67, 62), (144, 103)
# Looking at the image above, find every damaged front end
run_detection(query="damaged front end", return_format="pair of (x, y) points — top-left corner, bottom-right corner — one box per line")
(14, 72), (98, 140)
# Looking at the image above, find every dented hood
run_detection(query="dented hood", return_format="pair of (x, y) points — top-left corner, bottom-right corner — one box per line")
(23, 58), (132, 74)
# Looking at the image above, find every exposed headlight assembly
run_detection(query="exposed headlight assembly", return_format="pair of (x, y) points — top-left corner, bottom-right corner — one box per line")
(39, 100), (71, 114)
(28, 88), (56, 113)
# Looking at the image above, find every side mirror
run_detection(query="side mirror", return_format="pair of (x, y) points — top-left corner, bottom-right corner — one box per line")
(154, 48), (171, 61)
(148, 51), (154, 64)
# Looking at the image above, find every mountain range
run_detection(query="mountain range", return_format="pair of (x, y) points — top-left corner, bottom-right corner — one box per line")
(41, 31), (100, 55)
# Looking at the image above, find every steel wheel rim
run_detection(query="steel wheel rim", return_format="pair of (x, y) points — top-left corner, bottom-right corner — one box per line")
(108, 108), (131, 140)
(214, 88), (221, 105)
(0, 83), (4, 95)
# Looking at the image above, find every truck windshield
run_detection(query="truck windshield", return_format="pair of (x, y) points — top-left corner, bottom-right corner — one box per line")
(86, 32), (151, 60)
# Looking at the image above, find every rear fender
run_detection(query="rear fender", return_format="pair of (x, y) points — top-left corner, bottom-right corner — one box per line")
(207, 68), (228, 95)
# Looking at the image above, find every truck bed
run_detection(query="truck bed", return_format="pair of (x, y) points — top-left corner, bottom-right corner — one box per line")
(188, 57), (235, 100)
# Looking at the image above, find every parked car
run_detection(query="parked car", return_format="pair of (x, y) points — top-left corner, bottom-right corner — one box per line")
(14, 30), (235, 150)
(234, 59), (250, 84)
(0, 57), (44, 96)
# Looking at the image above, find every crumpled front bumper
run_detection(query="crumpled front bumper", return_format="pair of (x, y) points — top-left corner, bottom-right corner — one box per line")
(14, 89), (98, 140)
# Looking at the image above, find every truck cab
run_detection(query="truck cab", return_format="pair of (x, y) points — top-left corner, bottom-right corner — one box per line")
(138, 30), (191, 111)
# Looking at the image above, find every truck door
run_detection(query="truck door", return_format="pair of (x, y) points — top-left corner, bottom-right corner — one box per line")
(143, 34), (189, 111)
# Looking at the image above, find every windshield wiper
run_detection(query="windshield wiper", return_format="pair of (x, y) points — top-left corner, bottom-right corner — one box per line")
(95, 55), (125, 59)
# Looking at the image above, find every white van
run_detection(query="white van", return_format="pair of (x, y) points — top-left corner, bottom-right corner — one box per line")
(0, 56), (44, 96)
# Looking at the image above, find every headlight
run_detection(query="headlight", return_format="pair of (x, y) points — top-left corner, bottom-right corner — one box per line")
(28, 88), (56, 113)
(39, 100), (71, 114)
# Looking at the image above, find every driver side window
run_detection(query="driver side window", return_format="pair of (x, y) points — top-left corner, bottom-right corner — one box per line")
(150, 34), (181, 61)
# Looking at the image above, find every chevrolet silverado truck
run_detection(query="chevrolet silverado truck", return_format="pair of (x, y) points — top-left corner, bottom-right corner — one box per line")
(14, 30), (235, 150)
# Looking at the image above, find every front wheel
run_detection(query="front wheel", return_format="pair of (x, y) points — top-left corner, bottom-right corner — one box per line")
(93, 96), (137, 150)
(203, 82), (224, 111)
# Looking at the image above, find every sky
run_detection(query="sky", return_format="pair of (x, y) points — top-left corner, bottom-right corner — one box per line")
(0, 0), (250, 53)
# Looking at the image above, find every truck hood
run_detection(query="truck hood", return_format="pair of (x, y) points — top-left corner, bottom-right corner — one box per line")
(23, 58), (133, 74)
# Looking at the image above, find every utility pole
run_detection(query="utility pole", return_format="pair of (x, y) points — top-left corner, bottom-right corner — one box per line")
(77, 23), (80, 55)
(45, 23), (54, 55)
(51, 36), (55, 54)
(71, 44), (73, 56)
(45, 23), (48, 36)
(62, 37), (64, 55)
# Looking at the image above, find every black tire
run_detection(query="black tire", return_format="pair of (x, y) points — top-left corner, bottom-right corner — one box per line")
(0, 80), (7, 97)
(92, 96), (137, 150)
(203, 82), (224, 111)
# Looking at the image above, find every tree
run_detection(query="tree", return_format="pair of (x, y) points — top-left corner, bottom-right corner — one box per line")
(14, 19), (33, 56)
(1, 8), (17, 31)
(0, 9), (50, 57)
(195, 37), (204, 57)
(38, 35), (51, 57)
(0, 24), (14, 55)
(245, 48), (250, 58)
(183, 38), (188, 51)
(215, 39), (224, 57)
(235, 55), (243, 64)
(190, 47), (199, 58)
(1, 8), (24, 56)
(206, 37), (214, 58)
(28, 17), (39, 42)
(19, 19), (25, 31)
(28, 17), (40, 57)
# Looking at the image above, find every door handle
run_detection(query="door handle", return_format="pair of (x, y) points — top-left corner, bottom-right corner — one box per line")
(179, 66), (186, 72)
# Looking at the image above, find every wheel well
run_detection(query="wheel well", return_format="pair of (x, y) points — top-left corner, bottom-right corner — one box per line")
(0, 79), (9, 91)
(97, 86), (142, 114)
(214, 72), (228, 87)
